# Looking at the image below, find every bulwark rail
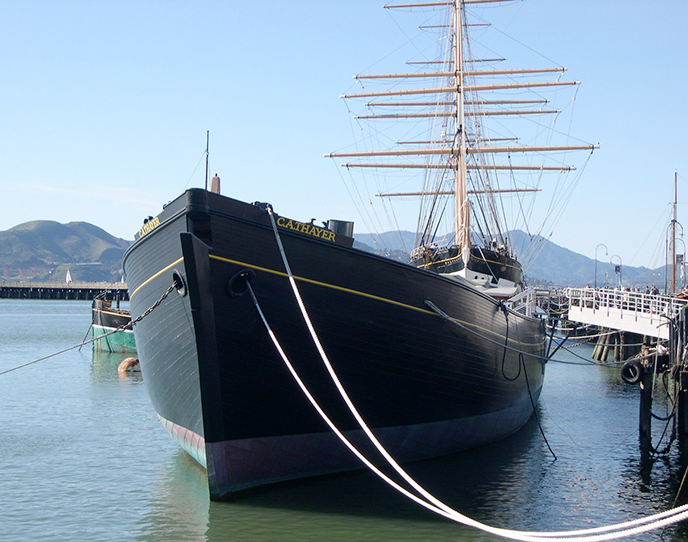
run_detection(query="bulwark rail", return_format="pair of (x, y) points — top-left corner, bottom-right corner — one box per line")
(566, 287), (687, 339)
(0, 281), (129, 301)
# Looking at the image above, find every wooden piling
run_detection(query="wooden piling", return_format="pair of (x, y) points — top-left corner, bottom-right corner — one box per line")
(619, 331), (626, 362)
(639, 369), (654, 451)
(601, 332), (610, 362)
(679, 371), (688, 443)
(592, 332), (600, 360)
(593, 328), (611, 362)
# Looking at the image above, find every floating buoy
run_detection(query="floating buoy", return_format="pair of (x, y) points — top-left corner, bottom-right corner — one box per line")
(621, 359), (643, 385)
(118, 357), (140, 373)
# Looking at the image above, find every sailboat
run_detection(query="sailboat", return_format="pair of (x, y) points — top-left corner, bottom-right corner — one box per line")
(123, 0), (596, 500)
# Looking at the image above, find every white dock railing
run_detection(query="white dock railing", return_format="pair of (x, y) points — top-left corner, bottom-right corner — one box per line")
(565, 287), (688, 339)
(505, 288), (536, 318)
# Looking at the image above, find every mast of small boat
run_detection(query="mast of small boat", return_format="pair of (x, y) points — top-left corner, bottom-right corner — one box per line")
(204, 130), (210, 191)
(671, 169), (678, 294)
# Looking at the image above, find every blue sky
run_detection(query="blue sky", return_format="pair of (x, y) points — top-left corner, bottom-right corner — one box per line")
(1, 0), (687, 270)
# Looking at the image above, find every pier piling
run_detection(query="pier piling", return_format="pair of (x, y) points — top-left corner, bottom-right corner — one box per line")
(639, 369), (654, 452)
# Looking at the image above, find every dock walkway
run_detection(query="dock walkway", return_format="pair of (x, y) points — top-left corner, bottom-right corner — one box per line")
(0, 281), (129, 300)
(565, 287), (686, 339)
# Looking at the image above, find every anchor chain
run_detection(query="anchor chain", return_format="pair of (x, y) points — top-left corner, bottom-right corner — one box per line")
(130, 284), (176, 328)
(0, 282), (176, 377)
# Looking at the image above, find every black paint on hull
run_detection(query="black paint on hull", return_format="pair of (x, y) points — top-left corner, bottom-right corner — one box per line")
(123, 189), (547, 499)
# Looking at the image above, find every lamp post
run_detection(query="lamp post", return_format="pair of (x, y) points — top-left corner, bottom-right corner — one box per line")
(610, 254), (622, 288)
(595, 243), (608, 290)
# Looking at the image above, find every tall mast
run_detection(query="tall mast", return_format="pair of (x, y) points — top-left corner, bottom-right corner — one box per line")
(455, 0), (468, 249)
(327, 0), (598, 254)
(672, 169), (678, 294)
(204, 130), (210, 191)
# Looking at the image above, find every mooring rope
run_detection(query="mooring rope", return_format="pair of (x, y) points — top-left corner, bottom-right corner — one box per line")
(78, 323), (94, 352)
(498, 303), (555, 460)
(261, 205), (688, 540)
(0, 284), (174, 377)
(0, 332), (119, 377)
(424, 299), (546, 363)
(553, 329), (618, 342)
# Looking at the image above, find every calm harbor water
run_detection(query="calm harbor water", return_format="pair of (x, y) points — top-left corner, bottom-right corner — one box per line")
(2, 298), (688, 541)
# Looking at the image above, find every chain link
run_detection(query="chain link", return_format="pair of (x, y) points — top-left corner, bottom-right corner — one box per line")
(130, 284), (176, 327)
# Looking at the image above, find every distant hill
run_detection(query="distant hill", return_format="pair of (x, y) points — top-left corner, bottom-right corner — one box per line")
(354, 230), (664, 289)
(0, 220), (667, 288)
(0, 220), (131, 282)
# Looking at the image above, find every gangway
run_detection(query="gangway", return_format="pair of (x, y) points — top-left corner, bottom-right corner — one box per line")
(565, 287), (687, 339)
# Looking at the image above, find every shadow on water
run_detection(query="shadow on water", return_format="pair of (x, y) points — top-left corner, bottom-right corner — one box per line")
(133, 350), (688, 542)
(138, 416), (559, 542)
(225, 415), (545, 520)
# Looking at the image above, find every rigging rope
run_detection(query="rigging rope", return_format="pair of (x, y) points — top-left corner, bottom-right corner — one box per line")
(260, 204), (688, 540)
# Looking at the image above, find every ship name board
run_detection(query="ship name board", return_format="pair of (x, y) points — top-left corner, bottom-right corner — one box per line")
(276, 217), (336, 242)
(138, 216), (161, 238)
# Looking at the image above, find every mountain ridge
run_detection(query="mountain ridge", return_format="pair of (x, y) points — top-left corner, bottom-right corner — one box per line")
(0, 220), (131, 282)
(354, 230), (663, 289)
(0, 221), (666, 288)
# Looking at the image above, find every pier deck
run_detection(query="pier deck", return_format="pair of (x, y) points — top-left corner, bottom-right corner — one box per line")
(0, 281), (129, 300)
(566, 287), (686, 339)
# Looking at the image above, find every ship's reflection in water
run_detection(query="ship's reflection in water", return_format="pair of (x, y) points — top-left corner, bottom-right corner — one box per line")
(137, 345), (688, 542)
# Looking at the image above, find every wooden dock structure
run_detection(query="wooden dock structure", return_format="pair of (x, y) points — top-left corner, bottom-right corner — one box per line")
(0, 281), (129, 300)
(557, 287), (688, 449)
(566, 287), (687, 339)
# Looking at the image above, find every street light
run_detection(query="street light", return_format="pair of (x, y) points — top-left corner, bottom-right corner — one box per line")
(610, 254), (622, 288)
(595, 243), (608, 290)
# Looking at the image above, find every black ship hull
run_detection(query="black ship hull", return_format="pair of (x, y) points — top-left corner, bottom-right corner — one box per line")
(123, 189), (546, 500)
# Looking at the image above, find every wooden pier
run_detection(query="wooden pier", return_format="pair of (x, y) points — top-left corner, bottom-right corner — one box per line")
(566, 287), (687, 340)
(0, 281), (129, 300)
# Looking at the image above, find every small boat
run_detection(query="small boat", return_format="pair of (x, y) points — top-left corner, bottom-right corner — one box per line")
(91, 298), (136, 353)
(123, 0), (595, 499)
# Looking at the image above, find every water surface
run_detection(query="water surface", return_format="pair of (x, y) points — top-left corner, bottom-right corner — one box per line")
(1, 299), (687, 541)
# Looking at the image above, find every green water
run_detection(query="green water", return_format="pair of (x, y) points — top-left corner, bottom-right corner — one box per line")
(1, 299), (687, 541)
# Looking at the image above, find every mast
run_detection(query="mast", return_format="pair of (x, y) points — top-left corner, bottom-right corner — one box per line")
(454, 0), (468, 248)
(672, 169), (678, 294)
(204, 130), (210, 191)
(328, 0), (598, 255)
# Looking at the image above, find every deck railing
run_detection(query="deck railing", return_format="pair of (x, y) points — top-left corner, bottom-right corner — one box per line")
(566, 287), (688, 331)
